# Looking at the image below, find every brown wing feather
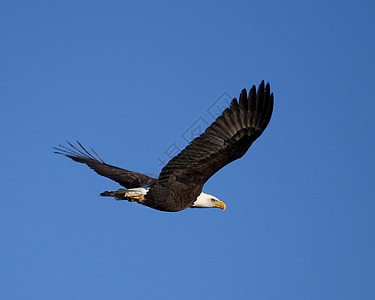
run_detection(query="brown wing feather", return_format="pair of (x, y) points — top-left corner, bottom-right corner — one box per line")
(54, 142), (156, 189)
(154, 81), (273, 191)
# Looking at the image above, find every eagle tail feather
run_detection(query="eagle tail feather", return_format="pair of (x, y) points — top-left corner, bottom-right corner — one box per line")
(100, 188), (147, 201)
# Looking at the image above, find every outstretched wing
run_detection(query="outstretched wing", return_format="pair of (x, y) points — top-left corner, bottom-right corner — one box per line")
(155, 81), (273, 189)
(54, 142), (156, 189)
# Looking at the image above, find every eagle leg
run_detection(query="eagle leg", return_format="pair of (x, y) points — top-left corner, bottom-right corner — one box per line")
(124, 195), (144, 202)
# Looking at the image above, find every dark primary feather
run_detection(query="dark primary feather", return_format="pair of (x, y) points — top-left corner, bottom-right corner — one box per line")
(144, 81), (273, 211)
(54, 142), (156, 189)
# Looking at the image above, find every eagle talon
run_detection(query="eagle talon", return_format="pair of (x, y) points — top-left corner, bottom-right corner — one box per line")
(125, 195), (144, 202)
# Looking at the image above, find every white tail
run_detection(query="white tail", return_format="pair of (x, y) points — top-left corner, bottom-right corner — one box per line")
(100, 188), (148, 201)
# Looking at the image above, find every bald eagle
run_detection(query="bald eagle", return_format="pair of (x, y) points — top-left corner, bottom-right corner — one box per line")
(54, 81), (274, 212)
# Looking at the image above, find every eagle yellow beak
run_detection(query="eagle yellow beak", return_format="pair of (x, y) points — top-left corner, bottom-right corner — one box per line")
(216, 200), (226, 211)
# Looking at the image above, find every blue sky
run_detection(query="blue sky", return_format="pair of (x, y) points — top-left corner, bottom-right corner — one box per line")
(1, 0), (374, 299)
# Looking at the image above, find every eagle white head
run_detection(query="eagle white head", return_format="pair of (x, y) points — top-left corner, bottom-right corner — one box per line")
(191, 192), (226, 210)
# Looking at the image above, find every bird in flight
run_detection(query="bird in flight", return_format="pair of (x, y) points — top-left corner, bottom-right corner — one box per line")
(54, 81), (274, 212)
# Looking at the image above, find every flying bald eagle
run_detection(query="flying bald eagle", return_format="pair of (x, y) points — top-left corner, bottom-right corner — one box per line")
(54, 81), (274, 212)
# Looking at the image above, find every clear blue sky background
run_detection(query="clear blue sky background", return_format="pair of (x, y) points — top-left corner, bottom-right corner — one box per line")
(1, 0), (374, 299)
